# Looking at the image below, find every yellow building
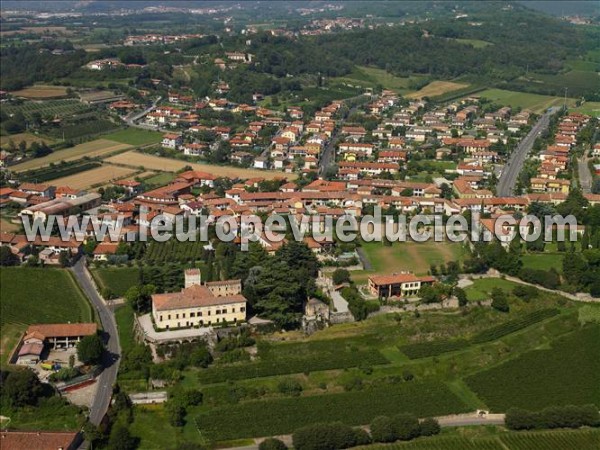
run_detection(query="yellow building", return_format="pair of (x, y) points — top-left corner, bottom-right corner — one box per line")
(151, 269), (246, 329)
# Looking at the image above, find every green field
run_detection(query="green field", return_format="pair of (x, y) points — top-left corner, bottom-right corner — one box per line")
(521, 253), (563, 272)
(453, 38), (493, 48)
(0, 267), (92, 364)
(194, 381), (469, 441)
(464, 278), (522, 302)
(352, 240), (468, 284)
(477, 89), (576, 113)
(334, 66), (426, 94)
(466, 325), (600, 411)
(364, 428), (600, 450)
(91, 266), (139, 297)
(103, 128), (163, 146)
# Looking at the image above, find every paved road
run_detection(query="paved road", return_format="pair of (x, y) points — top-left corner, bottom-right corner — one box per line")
(318, 95), (371, 175)
(124, 96), (162, 128)
(496, 109), (557, 197)
(71, 258), (121, 425)
(578, 152), (593, 194)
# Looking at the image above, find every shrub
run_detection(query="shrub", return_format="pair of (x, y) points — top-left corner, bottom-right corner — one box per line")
(370, 416), (397, 443)
(292, 422), (364, 450)
(259, 438), (287, 450)
(506, 404), (600, 430)
(491, 287), (510, 312)
(419, 417), (441, 436)
(332, 269), (351, 285)
(392, 413), (421, 440)
(277, 379), (303, 397)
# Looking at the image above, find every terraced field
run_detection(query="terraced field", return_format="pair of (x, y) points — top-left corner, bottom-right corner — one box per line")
(1, 99), (90, 119)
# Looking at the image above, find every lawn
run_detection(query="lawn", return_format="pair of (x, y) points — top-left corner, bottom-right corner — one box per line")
(334, 66), (426, 94)
(465, 325), (600, 412)
(115, 305), (136, 353)
(463, 278), (521, 302)
(0, 267), (92, 364)
(352, 240), (467, 284)
(521, 253), (563, 273)
(103, 128), (163, 146)
(91, 266), (139, 297)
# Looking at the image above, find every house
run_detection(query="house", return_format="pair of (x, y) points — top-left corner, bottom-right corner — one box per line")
(162, 134), (183, 149)
(0, 431), (80, 450)
(114, 179), (142, 195)
(152, 269), (247, 329)
(19, 323), (97, 360)
(18, 183), (55, 199)
(93, 241), (121, 261)
(368, 273), (435, 298)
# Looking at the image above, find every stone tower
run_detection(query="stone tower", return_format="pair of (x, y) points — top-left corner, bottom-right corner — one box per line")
(184, 268), (202, 288)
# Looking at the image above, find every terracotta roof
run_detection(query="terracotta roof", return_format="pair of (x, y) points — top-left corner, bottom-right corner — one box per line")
(0, 431), (78, 450)
(25, 323), (97, 339)
(18, 342), (44, 357)
(153, 284), (246, 312)
(369, 273), (435, 285)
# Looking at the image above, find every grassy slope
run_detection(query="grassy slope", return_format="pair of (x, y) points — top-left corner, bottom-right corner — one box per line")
(103, 128), (163, 146)
(91, 266), (139, 297)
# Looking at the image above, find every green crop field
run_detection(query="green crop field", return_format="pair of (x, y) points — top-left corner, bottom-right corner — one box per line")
(466, 325), (600, 411)
(103, 128), (163, 146)
(91, 266), (139, 297)
(0, 267), (92, 364)
(194, 381), (468, 441)
(365, 428), (600, 450)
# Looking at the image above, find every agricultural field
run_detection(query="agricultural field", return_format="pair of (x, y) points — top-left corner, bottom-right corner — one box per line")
(406, 81), (470, 99)
(106, 151), (295, 180)
(1, 99), (90, 120)
(43, 119), (121, 141)
(351, 240), (467, 284)
(102, 128), (163, 146)
(0, 267), (92, 365)
(19, 160), (102, 183)
(91, 267), (141, 298)
(476, 89), (578, 114)
(10, 85), (69, 99)
(142, 240), (207, 264)
(193, 381), (469, 441)
(0, 132), (55, 149)
(466, 325), (600, 411)
(364, 428), (600, 450)
(51, 164), (136, 189)
(10, 139), (132, 172)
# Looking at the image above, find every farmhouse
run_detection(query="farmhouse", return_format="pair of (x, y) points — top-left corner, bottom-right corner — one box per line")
(151, 269), (247, 329)
(17, 323), (97, 365)
(368, 273), (435, 298)
(0, 431), (80, 450)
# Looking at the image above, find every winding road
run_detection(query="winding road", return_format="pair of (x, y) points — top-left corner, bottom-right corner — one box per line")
(71, 258), (121, 425)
